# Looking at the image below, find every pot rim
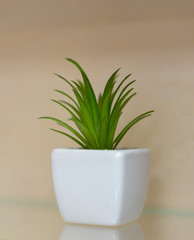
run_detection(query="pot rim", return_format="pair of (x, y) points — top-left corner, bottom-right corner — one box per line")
(52, 148), (150, 152)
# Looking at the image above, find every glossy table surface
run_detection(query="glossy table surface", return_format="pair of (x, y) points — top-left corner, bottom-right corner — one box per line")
(1, 199), (194, 239)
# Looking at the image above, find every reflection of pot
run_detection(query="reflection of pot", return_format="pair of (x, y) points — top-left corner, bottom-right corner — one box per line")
(59, 221), (145, 240)
(52, 149), (150, 226)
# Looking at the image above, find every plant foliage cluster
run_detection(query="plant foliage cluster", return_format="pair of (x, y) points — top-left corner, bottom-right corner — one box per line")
(40, 58), (154, 149)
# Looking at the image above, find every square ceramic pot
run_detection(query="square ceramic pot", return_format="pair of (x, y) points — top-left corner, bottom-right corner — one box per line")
(52, 148), (150, 226)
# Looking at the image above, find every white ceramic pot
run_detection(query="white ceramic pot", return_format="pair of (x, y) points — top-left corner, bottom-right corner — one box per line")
(52, 148), (150, 226)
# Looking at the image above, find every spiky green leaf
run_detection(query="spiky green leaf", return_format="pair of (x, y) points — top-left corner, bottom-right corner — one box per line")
(50, 128), (86, 148)
(55, 89), (79, 109)
(54, 73), (74, 89)
(111, 74), (133, 102)
(39, 116), (87, 145)
(51, 99), (79, 120)
(98, 116), (108, 149)
(66, 58), (100, 133)
(72, 119), (97, 148)
(113, 110), (154, 148)
(59, 100), (80, 118)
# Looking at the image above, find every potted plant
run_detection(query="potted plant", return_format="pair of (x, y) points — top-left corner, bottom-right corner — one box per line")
(40, 58), (154, 226)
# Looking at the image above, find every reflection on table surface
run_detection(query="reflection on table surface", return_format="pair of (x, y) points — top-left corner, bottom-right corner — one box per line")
(0, 200), (194, 239)
(60, 221), (144, 240)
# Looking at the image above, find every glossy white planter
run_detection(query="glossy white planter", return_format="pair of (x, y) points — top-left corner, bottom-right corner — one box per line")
(52, 148), (150, 226)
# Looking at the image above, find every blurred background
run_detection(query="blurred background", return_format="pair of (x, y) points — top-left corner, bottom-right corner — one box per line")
(0, 0), (194, 212)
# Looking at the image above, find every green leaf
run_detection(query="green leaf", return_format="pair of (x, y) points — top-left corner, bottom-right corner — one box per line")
(54, 73), (75, 89)
(98, 93), (102, 110)
(50, 128), (87, 148)
(55, 89), (79, 109)
(113, 110), (154, 148)
(39, 116), (87, 145)
(106, 112), (122, 148)
(100, 69), (119, 122)
(100, 84), (115, 122)
(110, 88), (135, 118)
(72, 119), (97, 148)
(73, 89), (99, 147)
(51, 99), (79, 120)
(71, 80), (92, 115)
(116, 82), (135, 103)
(72, 80), (86, 96)
(119, 93), (136, 112)
(77, 79), (85, 90)
(98, 116), (108, 149)
(101, 68), (120, 102)
(112, 74), (133, 102)
(66, 58), (95, 98)
(59, 100), (81, 118)
(116, 88), (135, 109)
(66, 58), (100, 135)
(109, 91), (136, 135)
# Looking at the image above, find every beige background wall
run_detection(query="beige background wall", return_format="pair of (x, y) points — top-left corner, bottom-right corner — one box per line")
(1, 1), (194, 211)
